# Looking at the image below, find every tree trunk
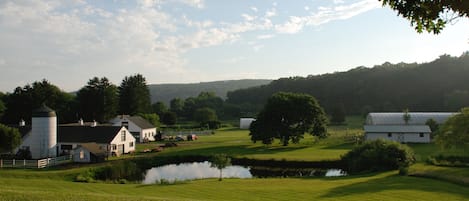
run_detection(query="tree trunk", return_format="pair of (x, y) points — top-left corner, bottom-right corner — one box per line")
(219, 169), (222, 181)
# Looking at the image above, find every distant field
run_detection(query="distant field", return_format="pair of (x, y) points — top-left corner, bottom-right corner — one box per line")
(1, 116), (469, 200)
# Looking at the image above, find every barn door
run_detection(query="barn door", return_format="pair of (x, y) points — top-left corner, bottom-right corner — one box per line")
(117, 144), (124, 155)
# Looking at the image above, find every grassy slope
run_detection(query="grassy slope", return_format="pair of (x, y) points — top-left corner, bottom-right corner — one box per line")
(1, 116), (469, 200)
(1, 172), (469, 201)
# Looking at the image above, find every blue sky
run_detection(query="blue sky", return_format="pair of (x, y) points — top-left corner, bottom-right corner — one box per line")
(0, 0), (468, 92)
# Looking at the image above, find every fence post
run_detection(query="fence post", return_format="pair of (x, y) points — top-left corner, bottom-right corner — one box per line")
(13, 159), (15, 167)
(1, 159), (2, 168)
(24, 159), (26, 168)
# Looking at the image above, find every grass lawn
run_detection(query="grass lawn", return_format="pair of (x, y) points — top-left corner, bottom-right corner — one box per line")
(1, 116), (469, 200)
(1, 171), (469, 201)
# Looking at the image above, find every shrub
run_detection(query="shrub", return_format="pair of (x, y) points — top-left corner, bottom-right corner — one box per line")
(341, 139), (415, 174)
(94, 160), (142, 181)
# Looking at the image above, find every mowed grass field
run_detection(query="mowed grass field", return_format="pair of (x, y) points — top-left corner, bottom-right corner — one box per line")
(1, 116), (469, 200)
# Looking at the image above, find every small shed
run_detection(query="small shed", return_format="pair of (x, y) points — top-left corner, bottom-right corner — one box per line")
(240, 118), (255, 129)
(73, 143), (106, 163)
(364, 125), (431, 143)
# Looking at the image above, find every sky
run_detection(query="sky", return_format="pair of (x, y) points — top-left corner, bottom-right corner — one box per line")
(0, 0), (468, 92)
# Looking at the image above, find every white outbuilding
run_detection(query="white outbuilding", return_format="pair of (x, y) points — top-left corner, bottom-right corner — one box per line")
(110, 115), (157, 143)
(364, 112), (457, 143)
(239, 118), (255, 129)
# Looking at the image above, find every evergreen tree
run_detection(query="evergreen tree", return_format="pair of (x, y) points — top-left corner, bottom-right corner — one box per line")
(118, 74), (151, 115)
(77, 77), (118, 122)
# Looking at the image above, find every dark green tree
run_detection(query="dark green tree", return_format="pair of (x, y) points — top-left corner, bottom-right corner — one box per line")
(152, 101), (167, 117)
(425, 118), (439, 132)
(161, 111), (177, 125)
(380, 0), (469, 34)
(169, 98), (184, 116)
(249, 92), (328, 146)
(0, 124), (21, 153)
(330, 103), (346, 124)
(194, 107), (218, 125)
(210, 154), (232, 181)
(77, 77), (118, 122)
(1, 80), (75, 124)
(436, 107), (469, 149)
(118, 74), (151, 115)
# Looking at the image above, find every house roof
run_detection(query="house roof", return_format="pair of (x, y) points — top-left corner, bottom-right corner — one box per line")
(75, 142), (106, 155)
(58, 126), (123, 144)
(365, 112), (457, 125)
(127, 116), (155, 129)
(364, 125), (431, 133)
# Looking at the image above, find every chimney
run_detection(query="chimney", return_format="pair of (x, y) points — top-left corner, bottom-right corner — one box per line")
(91, 120), (97, 127)
(19, 119), (25, 127)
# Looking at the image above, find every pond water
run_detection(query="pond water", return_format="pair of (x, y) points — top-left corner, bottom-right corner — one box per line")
(143, 161), (346, 184)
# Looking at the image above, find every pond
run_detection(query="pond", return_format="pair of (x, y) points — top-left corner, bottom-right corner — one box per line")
(143, 161), (346, 184)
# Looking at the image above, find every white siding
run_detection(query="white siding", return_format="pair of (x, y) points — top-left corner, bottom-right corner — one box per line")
(30, 116), (57, 159)
(72, 147), (91, 163)
(365, 132), (430, 143)
(110, 117), (156, 143)
(109, 127), (136, 156)
(240, 118), (255, 129)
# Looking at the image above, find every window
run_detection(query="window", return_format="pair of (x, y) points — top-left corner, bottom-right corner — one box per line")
(79, 150), (85, 159)
(419, 133), (424, 137)
(112, 144), (117, 150)
(121, 130), (126, 141)
(129, 142), (134, 147)
(387, 133), (392, 137)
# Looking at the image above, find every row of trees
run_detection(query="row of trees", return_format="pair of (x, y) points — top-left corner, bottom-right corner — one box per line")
(0, 74), (151, 125)
(227, 54), (469, 119)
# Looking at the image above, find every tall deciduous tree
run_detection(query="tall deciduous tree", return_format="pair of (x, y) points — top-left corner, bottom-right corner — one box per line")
(152, 101), (167, 117)
(77, 77), (118, 122)
(380, 0), (469, 34)
(436, 107), (469, 149)
(169, 98), (184, 116)
(194, 107), (218, 125)
(1, 80), (74, 124)
(118, 74), (151, 115)
(0, 124), (21, 153)
(249, 92), (328, 146)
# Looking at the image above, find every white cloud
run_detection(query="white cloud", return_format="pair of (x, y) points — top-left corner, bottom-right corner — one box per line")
(250, 6), (258, 12)
(304, 6), (310, 11)
(275, 0), (380, 34)
(241, 13), (256, 21)
(257, 34), (275, 39)
(178, 0), (204, 8)
(265, 8), (277, 18)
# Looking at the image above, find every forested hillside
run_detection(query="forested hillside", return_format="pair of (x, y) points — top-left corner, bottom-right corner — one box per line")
(149, 79), (271, 104)
(227, 54), (469, 116)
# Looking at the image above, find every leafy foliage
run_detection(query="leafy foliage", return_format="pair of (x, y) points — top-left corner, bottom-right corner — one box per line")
(330, 103), (346, 124)
(76, 77), (118, 122)
(118, 74), (151, 115)
(436, 107), (469, 149)
(139, 113), (160, 127)
(194, 107), (218, 125)
(210, 154), (232, 181)
(249, 92), (328, 146)
(151, 101), (167, 116)
(380, 0), (469, 34)
(0, 124), (21, 153)
(161, 111), (177, 125)
(227, 54), (469, 116)
(1, 79), (75, 124)
(341, 139), (415, 173)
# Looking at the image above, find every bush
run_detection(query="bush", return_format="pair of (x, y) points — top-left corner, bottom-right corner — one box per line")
(341, 139), (415, 174)
(94, 160), (142, 181)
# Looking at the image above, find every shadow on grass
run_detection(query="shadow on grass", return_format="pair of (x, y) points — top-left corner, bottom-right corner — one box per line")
(321, 143), (355, 150)
(320, 174), (469, 199)
(161, 144), (310, 157)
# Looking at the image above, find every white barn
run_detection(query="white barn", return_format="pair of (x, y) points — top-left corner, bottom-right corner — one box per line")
(110, 115), (157, 143)
(240, 118), (255, 129)
(364, 125), (431, 143)
(364, 112), (456, 143)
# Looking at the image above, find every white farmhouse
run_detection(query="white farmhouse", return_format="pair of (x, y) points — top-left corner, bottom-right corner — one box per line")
(110, 115), (157, 143)
(364, 112), (456, 143)
(58, 126), (135, 157)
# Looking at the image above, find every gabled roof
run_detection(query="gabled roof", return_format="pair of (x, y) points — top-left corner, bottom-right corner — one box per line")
(127, 116), (155, 129)
(364, 125), (431, 133)
(58, 126), (123, 144)
(365, 112), (457, 125)
(74, 142), (106, 155)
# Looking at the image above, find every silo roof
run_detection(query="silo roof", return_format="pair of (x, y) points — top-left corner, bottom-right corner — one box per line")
(32, 104), (56, 117)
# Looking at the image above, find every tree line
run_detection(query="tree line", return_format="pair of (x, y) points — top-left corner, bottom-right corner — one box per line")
(226, 53), (469, 118)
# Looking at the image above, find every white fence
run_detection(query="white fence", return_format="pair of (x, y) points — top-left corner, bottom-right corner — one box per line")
(163, 130), (214, 136)
(0, 155), (72, 169)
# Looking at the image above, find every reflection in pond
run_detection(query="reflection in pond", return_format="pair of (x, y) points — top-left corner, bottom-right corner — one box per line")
(143, 161), (252, 184)
(143, 161), (347, 184)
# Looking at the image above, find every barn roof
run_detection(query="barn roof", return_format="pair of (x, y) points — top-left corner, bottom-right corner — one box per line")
(364, 125), (431, 133)
(127, 116), (155, 129)
(58, 126), (123, 144)
(365, 112), (457, 125)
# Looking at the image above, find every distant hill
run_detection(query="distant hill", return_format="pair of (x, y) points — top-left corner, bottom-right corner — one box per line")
(149, 79), (272, 104)
(226, 54), (469, 115)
